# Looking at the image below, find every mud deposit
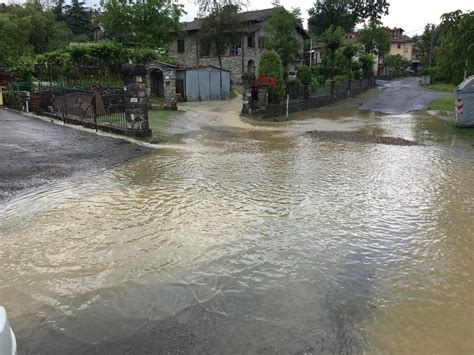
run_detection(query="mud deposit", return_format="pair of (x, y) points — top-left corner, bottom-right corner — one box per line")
(308, 130), (418, 146)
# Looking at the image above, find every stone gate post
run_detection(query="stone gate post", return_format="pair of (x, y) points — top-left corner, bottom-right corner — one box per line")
(121, 64), (151, 138)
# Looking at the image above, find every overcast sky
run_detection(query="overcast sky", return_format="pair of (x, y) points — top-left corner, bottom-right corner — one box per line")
(180, 0), (473, 35)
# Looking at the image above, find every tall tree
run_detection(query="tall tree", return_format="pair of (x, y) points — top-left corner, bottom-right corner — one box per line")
(416, 24), (439, 68)
(198, 4), (241, 68)
(263, 7), (301, 68)
(101, 0), (184, 48)
(194, 0), (245, 15)
(435, 10), (474, 84)
(308, 0), (389, 38)
(356, 19), (390, 55)
(64, 0), (91, 36)
(308, 0), (356, 37)
(322, 25), (344, 80)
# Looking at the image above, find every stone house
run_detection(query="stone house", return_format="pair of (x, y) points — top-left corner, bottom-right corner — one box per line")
(376, 27), (416, 75)
(169, 8), (310, 83)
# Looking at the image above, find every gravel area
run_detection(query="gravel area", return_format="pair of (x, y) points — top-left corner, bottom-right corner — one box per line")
(0, 109), (151, 203)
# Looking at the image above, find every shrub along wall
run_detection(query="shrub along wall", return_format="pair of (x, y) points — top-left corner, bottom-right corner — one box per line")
(252, 79), (375, 119)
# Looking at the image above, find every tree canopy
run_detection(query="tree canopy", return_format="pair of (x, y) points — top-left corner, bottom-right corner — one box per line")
(263, 7), (302, 67)
(435, 10), (474, 84)
(197, 4), (241, 68)
(308, 0), (389, 38)
(0, 2), (76, 66)
(101, 0), (184, 48)
(356, 19), (390, 55)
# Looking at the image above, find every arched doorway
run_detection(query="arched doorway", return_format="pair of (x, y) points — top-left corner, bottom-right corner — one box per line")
(149, 69), (164, 97)
(247, 60), (255, 74)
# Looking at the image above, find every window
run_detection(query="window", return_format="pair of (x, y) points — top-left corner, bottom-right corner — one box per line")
(397, 44), (401, 49)
(229, 40), (241, 56)
(247, 34), (255, 48)
(199, 40), (210, 57)
(177, 39), (185, 53)
(258, 36), (265, 49)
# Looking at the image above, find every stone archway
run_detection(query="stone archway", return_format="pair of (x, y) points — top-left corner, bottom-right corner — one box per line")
(247, 60), (256, 74)
(149, 69), (164, 97)
(145, 60), (178, 110)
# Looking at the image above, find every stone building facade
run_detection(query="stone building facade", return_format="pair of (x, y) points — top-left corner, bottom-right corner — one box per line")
(169, 8), (309, 84)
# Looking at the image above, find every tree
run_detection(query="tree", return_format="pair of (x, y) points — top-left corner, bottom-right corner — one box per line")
(64, 0), (91, 36)
(357, 19), (390, 55)
(263, 7), (301, 68)
(308, 0), (356, 38)
(308, 0), (389, 38)
(0, 2), (74, 66)
(358, 52), (375, 78)
(258, 50), (283, 81)
(198, 4), (241, 68)
(416, 24), (440, 68)
(296, 65), (312, 84)
(342, 43), (357, 79)
(101, 0), (184, 49)
(194, 0), (245, 15)
(435, 10), (473, 84)
(384, 54), (410, 76)
(322, 26), (344, 80)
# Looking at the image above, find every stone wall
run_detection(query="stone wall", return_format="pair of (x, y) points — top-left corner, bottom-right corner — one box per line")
(243, 79), (375, 119)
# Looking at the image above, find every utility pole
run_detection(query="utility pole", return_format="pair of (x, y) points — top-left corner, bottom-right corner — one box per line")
(428, 24), (435, 69)
(309, 38), (313, 67)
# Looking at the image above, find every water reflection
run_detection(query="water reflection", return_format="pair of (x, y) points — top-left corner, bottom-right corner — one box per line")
(0, 110), (473, 353)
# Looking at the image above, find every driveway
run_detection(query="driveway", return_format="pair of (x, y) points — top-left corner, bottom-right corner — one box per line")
(0, 109), (150, 203)
(360, 78), (452, 114)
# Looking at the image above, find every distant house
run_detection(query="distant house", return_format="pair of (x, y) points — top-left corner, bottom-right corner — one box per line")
(309, 33), (357, 67)
(377, 27), (416, 75)
(169, 8), (310, 83)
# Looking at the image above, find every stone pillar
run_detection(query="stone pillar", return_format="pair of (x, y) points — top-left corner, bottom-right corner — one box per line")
(241, 73), (255, 115)
(257, 85), (269, 113)
(163, 68), (177, 110)
(303, 84), (310, 100)
(121, 64), (151, 137)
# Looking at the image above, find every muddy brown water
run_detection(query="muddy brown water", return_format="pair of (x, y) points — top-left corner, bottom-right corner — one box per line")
(1, 106), (473, 354)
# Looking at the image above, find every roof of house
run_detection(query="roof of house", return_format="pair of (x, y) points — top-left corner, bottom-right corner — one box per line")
(182, 7), (309, 39)
(391, 35), (415, 43)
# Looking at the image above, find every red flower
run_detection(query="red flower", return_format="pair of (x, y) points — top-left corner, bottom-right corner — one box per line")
(255, 75), (279, 89)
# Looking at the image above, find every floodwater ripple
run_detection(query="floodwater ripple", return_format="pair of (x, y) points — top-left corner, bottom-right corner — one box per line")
(1, 127), (473, 353)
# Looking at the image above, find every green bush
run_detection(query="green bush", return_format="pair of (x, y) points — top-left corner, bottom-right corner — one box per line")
(14, 56), (36, 81)
(296, 65), (312, 84)
(334, 74), (349, 83)
(286, 78), (303, 99)
(258, 50), (283, 82)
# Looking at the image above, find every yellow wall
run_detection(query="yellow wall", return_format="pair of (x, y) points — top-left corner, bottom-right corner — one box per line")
(389, 42), (413, 61)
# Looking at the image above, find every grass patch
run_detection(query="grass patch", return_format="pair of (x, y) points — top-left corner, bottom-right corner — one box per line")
(148, 110), (181, 139)
(420, 82), (456, 92)
(230, 87), (238, 99)
(435, 113), (474, 141)
(428, 96), (455, 112)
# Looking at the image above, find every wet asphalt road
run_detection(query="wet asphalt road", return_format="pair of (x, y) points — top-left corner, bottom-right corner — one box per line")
(360, 78), (452, 114)
(0, 109), (150, 203)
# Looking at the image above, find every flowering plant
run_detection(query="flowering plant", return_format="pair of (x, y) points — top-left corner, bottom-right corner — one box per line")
(254, 75), (279, 89)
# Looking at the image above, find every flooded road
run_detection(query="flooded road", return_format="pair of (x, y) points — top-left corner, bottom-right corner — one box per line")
(1, 94), (474, 353)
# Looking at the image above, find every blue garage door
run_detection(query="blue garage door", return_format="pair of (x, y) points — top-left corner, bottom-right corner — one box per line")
(198, 69), (210, 101)
(185, 70), (199, 102)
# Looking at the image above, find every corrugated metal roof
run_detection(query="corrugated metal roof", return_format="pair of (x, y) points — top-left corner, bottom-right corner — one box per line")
(182, 65), (231, 72)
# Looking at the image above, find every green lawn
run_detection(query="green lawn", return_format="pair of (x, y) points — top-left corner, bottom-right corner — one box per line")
(420, 82), (456, 92)
(148, 110), (181, 139)
(427, 96), (455, 112)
